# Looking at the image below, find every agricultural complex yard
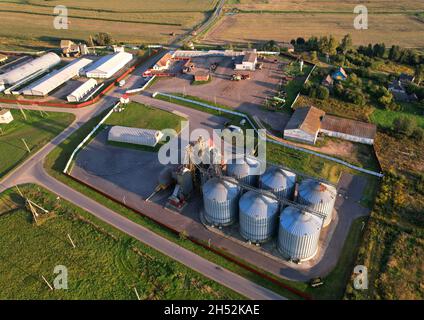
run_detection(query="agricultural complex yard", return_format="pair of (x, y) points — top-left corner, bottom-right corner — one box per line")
(148, 55), (310, 131)
(0, 184), (241, 300)
(0, 109), (74, 178)
(0, 0), (218, 50)
(203, 13), (424, 48)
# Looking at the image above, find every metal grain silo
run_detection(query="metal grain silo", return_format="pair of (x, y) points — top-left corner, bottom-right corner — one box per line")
(297, 179), (337, 227)
(202, 177), (240, 227)
(278, 206), (322, 261)
(259, 166), (296, 200)
(226, 156), (261, 186)
(239, 191), (279, 243)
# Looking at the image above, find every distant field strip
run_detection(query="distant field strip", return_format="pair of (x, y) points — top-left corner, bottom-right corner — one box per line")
(204, 13), (424, 47)
(0, 9), (182, 26)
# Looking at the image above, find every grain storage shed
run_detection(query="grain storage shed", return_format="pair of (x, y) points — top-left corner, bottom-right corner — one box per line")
(67, 79), (97, 102)
(0, 52), (61, 86)
(108, 126), (163, 147)
(283, 106), (325, 145)
(202, 177), (240, 227)
(23, 58), (93, 96)
(239, 191), (279, 243)
(278, 206), (321, 261)
(297, 179), (337, 227)
(259, 166), (296, 200)
(226, 156), (261, 187)
(85, 52), (133, 79)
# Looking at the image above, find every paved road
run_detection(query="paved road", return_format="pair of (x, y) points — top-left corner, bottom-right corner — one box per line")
(0, 56), (286, 300)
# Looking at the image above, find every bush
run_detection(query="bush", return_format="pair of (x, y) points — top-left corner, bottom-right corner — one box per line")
(412, 127), (424, 142)
(393, 116), (416, 136)
(317, 85), (330, 100)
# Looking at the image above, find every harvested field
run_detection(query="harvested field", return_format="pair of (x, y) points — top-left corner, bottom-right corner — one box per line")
(204, 13), (424, 48)
(225, 0), (424, 13)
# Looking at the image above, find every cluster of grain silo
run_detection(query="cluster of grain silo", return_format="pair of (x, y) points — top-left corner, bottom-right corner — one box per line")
(239, 191), (279, 243)
(200, 161), (337, 262)
(297, 179), (337, 227)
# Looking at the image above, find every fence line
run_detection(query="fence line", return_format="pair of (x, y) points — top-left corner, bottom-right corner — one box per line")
(154, 92), (384, 178)
(63, 101), (120, 174)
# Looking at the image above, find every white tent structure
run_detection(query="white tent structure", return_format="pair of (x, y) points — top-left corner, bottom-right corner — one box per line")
(22, 58), (92, 96)
(0, 52), (61, 86)
(108, 126), (163, 147)
(67, 79), (97, 102)
(85, 52), (133, 79)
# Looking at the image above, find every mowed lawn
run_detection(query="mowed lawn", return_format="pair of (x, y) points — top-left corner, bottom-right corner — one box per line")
(105, 102), (184, 132)
(204, 13), (424, 48)
(0, 109), (74, 178)
(0, 184), (241, 299)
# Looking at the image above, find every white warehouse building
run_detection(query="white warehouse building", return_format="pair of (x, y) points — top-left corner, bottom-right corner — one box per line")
(67, 79), (97, 102)
(85, 52), (133, 79)
(0, 52), (61, 86)
(22, 58), (93, 96)
(108, 126), (163, 147)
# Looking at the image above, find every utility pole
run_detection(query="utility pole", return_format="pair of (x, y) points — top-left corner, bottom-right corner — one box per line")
(21, 138), (30, 153)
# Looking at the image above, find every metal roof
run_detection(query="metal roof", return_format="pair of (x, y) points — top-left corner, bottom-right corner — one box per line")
(260, 166), (296, 191)
(298, 179), (337, 205)
(0, 52), (60, 85)
(203, 177), (240, 203)
(85, 52), (133, 78)
(321, 115), (377, 140)
(239, 190), (279, 219)
(67, 79), (97, 99)
(284, 106), (325, 136)
(280, 206), (321, 237)
(23, 58), (92, 96)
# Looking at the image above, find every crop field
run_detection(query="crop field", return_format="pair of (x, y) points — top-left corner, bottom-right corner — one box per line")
(0, 184), (241, 299)
(0, 109), (74, 179)
(204, 13), (424, 48)
(225, 0), (424, 12)
(0, 0), (218, 50)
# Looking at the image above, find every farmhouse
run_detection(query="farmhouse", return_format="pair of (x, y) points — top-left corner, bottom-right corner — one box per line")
(153, 53), (173, 71)
(67, 79), (97, 102)
(332, 67), (348, 81)
(108, 126), (163, 147)
(235, 51), (257, 71)
(22, 58), (93, 96)
(194, 71), (210, 82)
(85, 51), (133, 79)
(283, 106), (325, 144)
(0, 52), (61, 86)
(320, 115), (377, 145)
(322, 75), (334, 87)
(0, 109), (13, 124)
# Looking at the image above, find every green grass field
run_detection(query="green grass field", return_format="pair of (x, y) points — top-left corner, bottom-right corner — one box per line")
(0, 184), (241, 300)
(0, 109), (74, 178)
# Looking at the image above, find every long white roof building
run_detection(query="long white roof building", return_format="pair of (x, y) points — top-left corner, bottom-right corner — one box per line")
(67, 79), (97, 102)
(85, 51), (133, 79)
(0, 52), (61, 86)
(22, 58), (93, 96)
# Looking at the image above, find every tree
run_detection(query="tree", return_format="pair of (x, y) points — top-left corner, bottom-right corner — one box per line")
(340, 34), (353, 53)
(413, 127), (424, 142)
(310, 51), (318, 62)
(414, 64), (424, 85)
(393, 116), (416, 136)
(92, 32), (113, 46)
(296, 37), (306, 46)
(328, 35), (339, 55)
(317, 86), (330, 100)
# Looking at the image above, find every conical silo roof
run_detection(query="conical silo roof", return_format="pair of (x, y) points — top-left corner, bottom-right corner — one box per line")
(280, 206), (321, 236)
(239, 191), (279, 219)
(203, 177), (239, 202)
(260, 166), (296, 191)
(298, 179), (336, 205)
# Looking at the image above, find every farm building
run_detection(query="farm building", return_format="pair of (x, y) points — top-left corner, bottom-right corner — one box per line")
(66, 79), (97, 102)
(194, 71), (210, 82)
(284, 106), (325, 145)
(108, 126), (163, 147)
(322, 75), (334, 87)
(60, 40), (88, 57)
(320, 115), (377, 145)
(85, 51), (133, 79)
(22, 58), (93, 96)
(153, 53), (173, 71)
(0, 52), (61, 86)
(331, 67), (348, 81)
(235, 51), (257, 71)
(0, 109), (13, 124)
(388, 75), (417, 102)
